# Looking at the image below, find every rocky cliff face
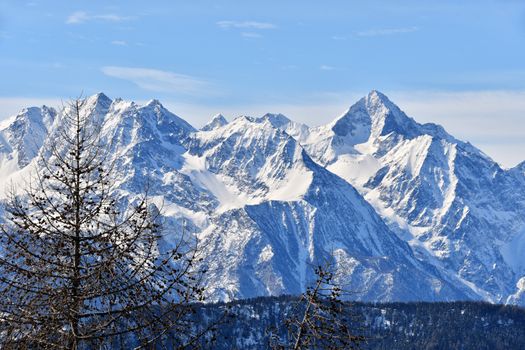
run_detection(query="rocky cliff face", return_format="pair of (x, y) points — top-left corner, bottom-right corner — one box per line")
(284, 91), (525, 304)
(0, 91), (523, 304)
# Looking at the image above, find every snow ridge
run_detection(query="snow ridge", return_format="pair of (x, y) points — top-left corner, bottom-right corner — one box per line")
(0, 91), (523, 305)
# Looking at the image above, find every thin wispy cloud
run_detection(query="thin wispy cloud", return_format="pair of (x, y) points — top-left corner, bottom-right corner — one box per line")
(320, 65), (336, 71)
(241, 32), (263, 39)
(357, 26), (419, 37)
(101, 66), (213, 96)
(216, 20), (276, 30)
(281, 65), (299, 71)
(331, 36), (347, 41)
(111, 40), (128, 46)
(66, 11), (135, 25)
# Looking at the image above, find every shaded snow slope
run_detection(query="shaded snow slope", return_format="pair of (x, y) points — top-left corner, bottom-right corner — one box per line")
(0, 91), (523, 305)
(201, 113), (228, 131)
(289, 90), (525, 304)
(184, 117), (473, 301)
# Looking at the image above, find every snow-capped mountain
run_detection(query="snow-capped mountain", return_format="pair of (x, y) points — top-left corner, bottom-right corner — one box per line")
(0, 91), (523, 305)
(183, 115), (472, 301)
(201, 113), (228, 131)
(512, 161), (525, 178)
(0, 106), (56, 174)
(277, 91), (525, 304)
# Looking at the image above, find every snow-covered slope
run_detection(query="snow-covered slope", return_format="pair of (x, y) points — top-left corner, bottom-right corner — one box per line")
(0, 91), (523, 305)
(255, 113), (310, 143)
(183, 116), (473, 301)
(511, 161), (525, 179)
(292, 91), (525, 304)
(201, 113), (228, 131)
(0, 105), (56, 175)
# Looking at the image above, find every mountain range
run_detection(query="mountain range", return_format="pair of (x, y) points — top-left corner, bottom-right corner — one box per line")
(0, 90), (524, 305)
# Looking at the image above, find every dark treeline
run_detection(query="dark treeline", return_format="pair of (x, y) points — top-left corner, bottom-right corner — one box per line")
(185, 296), (525, 350)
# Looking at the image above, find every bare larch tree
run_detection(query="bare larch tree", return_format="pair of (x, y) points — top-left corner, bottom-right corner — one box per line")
(270, 262), (364, 350)
(0, 98), (208, 349)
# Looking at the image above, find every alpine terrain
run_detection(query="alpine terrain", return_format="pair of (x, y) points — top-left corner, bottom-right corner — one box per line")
(0, 91), (523, 305)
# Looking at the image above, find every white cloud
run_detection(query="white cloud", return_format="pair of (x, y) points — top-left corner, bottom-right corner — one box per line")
(356, 26), (419, 37)
(241, 32), (263, 39)
(66, 11), (135, 24)
(110, 40), (128, 46)
(320, 65), (335, 71)
(281, 65), (299, 71)
(217, 20), (276, 29)
(101, 66), (213, 95)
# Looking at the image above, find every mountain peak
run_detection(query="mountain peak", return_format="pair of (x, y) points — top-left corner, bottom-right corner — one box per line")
(16, 106), (56, 129)
(365, 90), (398, 112)
(145, 99), (163, 108)
(201, 114), (228, 131)
(256, 113), (291, 128)
(232, 115), (255, 124)
(135, 99), (195, 133)
(367, 89), (388, 100)
(87, 92), (112, 105)
(84, 93), (113, 118)
(22, 106), (42, 116)
(329, 90), (420, 141)
(1, 91), (524, 306)
(0, 105), (58, 167)
(94, 91), (110, 99)
(514, 160), (525, 174)
(366, 89), (399, 111)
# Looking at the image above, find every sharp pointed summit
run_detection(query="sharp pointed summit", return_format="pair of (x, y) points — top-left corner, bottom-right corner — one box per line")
(329, 90), (420, 143)
(512, 161), (525, 176)
(78, 93), (113, 122)
(256, 113), (291, 127)
(145, 98), (163, 108)
(136, 99), (195, 134)
(86, 92), (112, 108)
(0, 105), (57, 169)
(201, 113), (228, 131)
(255, 113), (310, 143)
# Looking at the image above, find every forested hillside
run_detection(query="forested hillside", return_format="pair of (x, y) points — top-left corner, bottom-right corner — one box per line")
(189, 297), (525, 349)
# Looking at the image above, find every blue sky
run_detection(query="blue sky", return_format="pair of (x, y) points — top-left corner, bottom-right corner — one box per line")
(0, 0), (524, 166)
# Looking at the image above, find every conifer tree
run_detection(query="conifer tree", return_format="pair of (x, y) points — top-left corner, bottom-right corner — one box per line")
(270, 262), (364, 350)
(0, 98), (206, 349)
